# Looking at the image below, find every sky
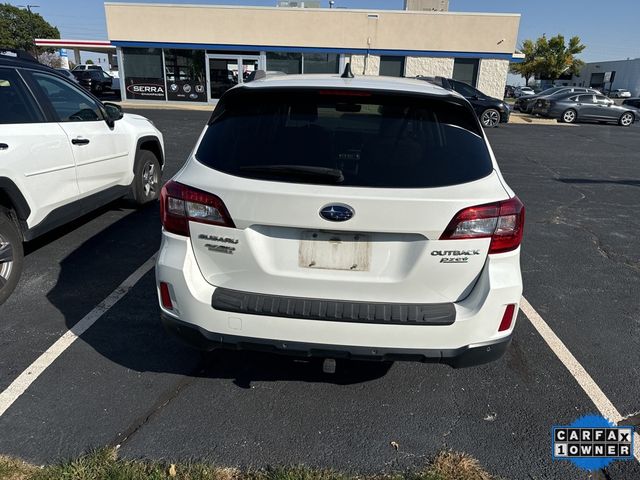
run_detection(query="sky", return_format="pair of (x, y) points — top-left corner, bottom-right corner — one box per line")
(6, 0), (640, 68)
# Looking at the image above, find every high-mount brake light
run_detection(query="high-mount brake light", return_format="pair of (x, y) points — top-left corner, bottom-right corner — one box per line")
(439, 196), (525, 254)
(318, 90), (372, 97)
(160, 181), (235, 236)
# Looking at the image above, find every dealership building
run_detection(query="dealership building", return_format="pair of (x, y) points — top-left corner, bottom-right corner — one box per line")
(102, 1), (522, 104)
(562, 58), (640, 97)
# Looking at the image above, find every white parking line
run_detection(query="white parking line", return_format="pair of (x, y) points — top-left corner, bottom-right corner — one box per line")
(0, 254), (156, 418)
(1, 262), (637, 466)
(520, 296), (640, 463)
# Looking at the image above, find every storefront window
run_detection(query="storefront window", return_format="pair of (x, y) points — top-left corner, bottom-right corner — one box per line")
(452, 58), (479, 87)
(303, 53), (340, 74)
(266, 52), (302, 74)
(164, 49), (206, 102)
(122, 47), (165, 100)
(379, 56), (405, 77)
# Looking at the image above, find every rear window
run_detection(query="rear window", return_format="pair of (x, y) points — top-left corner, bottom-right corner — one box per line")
(195, 88), (493, 188)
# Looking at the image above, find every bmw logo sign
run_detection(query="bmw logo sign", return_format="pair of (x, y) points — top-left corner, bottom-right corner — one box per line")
(319, 204), (354, 222)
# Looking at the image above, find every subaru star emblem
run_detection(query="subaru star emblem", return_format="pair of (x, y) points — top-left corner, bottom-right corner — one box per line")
(319, 204), (354, 222)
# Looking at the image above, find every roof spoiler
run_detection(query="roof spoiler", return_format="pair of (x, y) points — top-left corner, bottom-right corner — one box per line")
(0, 48), (38, 63)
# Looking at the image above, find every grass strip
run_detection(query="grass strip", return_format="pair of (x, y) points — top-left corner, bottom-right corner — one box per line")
(0, 448), (494, 480)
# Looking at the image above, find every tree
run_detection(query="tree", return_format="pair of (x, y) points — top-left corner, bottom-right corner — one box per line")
(510, 34), (586, 85)
(85, 59), (94, 64)
(38, 51), (63, 68)
(509, 39), (539, 86)
(537, 34), (585, 81)
(0, 3), (60, 53)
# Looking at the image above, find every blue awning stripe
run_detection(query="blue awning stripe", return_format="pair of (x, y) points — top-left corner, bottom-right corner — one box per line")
(111, 40), (519, 61)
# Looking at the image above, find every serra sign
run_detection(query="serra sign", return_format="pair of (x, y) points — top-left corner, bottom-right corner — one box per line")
(125, 78), (166, 100)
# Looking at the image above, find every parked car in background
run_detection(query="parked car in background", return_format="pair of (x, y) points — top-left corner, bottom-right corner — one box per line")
(532, 90), (605, 116)
(156, 71), (525, 367)
(514, 86), (535, 98)
(72, 69), (113, 94)
(72, 64), (106, 72)
(534, 93), (636, 126)
(622, 98), (640, 114)
(504, 85), (515, 98)
(55, 68), (80, 84)
(515, 86), (598, 113)
(609, 89), (632, 98)
(418, 76), (509, 127)
(0, 51), (164, 304)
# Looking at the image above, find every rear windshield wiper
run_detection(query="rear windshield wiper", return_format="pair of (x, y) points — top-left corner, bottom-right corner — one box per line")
(239, 165), (344, 183)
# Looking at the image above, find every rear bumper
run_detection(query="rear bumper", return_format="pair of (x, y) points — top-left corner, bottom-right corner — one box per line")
(161, 313), (512, 367)
(156, 231), (522, 367)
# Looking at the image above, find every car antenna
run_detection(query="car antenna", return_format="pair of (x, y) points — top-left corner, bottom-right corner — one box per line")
(341, 62), (354, 79)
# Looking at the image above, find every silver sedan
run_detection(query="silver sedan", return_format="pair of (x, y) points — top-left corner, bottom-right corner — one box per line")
(534, 93), (636, 126)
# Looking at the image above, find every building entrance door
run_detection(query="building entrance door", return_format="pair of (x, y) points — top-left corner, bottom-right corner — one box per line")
(206, 54), (262, 102)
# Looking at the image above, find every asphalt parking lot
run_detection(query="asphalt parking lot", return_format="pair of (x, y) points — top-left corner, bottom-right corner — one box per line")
(0, 110), (639, 479)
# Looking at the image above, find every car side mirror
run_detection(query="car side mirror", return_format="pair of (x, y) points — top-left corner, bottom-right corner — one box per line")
(103, 102), (123, 128)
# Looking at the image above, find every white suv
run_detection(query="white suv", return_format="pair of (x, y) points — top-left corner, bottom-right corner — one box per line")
(0, 52), (164, 304)
(156, 69), (524, 367)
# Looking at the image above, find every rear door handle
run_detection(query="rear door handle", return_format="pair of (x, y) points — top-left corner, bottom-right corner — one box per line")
(0, 143), (8, 150)
(71, 138), (90, 145)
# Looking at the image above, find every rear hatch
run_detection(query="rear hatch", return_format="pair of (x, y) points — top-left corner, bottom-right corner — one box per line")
(172, 87), (514, 304)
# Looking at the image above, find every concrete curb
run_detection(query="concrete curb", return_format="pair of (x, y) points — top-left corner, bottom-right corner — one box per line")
(509, 113), (576, 126)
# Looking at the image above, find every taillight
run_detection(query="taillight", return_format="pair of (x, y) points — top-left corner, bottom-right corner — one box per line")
(439, 196), (525, 254)
(160, 180), (235, 236)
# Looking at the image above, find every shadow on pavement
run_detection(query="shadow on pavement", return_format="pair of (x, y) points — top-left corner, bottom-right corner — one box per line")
(47, 202), (391, 387)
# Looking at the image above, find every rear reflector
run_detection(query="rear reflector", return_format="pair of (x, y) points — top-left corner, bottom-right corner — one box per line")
(159, 282), (173, 310)
(439, 196), (525, 254)
(498, 304), (516, 332)
(160, 180), (235, 236)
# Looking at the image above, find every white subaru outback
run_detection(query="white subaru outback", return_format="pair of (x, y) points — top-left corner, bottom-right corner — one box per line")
(156, 69), (524, 367)
(0, 51), (164, 304)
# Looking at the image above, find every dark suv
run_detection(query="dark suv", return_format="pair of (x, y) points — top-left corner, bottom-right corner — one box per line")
(72, 69), (113, 94)
(417, 76), (509, 127)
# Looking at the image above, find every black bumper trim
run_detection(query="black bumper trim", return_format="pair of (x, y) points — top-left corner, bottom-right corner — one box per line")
(211, 287), (455, 326)
(161, 314), (511, 368)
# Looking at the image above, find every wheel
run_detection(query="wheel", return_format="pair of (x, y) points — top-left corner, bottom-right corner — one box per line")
(561, 109), (577, 123)
(619, 112), (634, 127)
(0, 210), (24, 305)
(480, 108), (501, 128)
(94, 84), (103, 94)
(132, 150), (161, 205)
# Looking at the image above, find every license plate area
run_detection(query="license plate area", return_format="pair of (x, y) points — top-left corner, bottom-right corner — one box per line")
(299, 231), (370, 271)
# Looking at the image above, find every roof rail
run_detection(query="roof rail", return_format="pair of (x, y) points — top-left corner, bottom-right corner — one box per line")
(0, 48), (38, 63)
(253, 70), (267, 80)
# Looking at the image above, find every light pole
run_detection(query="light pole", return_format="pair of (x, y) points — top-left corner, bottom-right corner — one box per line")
(329, 1), (335, 8)
(17, 4), (40, 13)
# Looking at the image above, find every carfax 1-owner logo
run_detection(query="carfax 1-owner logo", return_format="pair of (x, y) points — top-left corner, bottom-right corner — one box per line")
(552, 414), (635, 471)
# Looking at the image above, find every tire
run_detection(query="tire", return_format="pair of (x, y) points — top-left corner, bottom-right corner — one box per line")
(93, 84), (103, 94)
(480, 108), (501, 128)
(619, 112), (634, 127)
(0, 210), (24, 305)
(561, 109), (577, 124)
(131, 150), (161, 205)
